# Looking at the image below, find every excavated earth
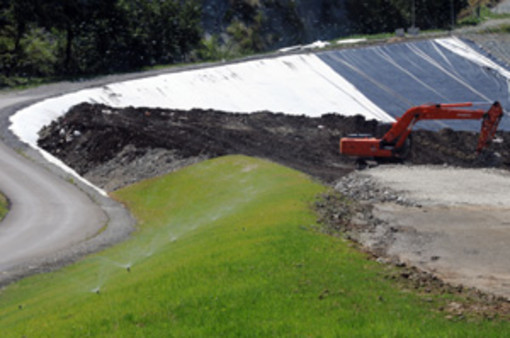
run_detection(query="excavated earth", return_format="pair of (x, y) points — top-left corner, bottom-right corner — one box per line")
(38, 102), (510, 191)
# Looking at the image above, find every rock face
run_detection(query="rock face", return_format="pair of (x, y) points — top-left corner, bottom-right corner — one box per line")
(38, 102), (510, 191)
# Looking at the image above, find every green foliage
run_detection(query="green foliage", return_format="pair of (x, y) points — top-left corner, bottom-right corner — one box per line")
(458, 2), (510, 26)
(114, 0), (202, 69)
(476, 22), (510, 34)
(0, 156), (510, 336)
(226, 17), (265, 54)
(346, 0), (469, 34)
(18, 27), (57, 76)
(345, 0), (407, 34)
(223, 1), (267, 54)
(194, 35), (238, 61)
(0, 0), (203, 86)
(458, 15), (483, 26)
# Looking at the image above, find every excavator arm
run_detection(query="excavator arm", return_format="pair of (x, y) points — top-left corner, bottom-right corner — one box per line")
(477, 102), (504, 152)
(340, 101), (503, 160)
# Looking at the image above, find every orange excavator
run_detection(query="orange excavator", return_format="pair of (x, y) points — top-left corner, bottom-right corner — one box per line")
(340, 101), (503, 164)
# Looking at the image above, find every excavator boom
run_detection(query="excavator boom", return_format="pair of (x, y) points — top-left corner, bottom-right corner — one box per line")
(340, 101), (503, 160)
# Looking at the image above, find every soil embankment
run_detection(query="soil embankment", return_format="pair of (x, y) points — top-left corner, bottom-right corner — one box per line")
(38, 103), (510, 191)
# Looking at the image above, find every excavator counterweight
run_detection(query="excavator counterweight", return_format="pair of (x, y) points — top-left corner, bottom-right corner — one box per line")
(340, 102), (503, 160)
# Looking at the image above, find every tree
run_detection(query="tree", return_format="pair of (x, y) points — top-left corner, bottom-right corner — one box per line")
(345, 0), (468, 34)
(345, 0), (406, 34)
(0, 0), (39, 76)
(35, 0), (110, 74)
(115, 0), (202, 69)
(410, 0), (468, 30)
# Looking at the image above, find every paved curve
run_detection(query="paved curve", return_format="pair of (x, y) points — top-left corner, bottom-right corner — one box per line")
(0, 140), (106, 269)
(0, 86), (135, 286)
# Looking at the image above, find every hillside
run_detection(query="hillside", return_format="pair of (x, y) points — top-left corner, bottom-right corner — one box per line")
(1, 156), (509, 335)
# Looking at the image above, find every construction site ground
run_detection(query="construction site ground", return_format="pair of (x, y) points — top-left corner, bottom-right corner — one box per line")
(336, 166), (510, 299)
(38, 102), (510, 301)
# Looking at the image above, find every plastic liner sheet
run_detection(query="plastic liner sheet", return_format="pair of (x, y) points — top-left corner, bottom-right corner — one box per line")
(318, 38), (510, 131)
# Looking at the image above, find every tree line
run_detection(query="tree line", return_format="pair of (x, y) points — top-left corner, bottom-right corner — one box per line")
(345, 0), (470, 34)
(0, 0), (472, 88)
(0, 0), (201, 86)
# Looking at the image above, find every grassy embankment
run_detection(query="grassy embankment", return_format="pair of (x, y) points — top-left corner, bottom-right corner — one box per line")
(0, 155), (508, 336)
(0, 192), (8, 222)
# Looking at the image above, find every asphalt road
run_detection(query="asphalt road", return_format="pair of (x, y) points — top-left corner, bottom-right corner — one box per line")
(0, 83), (136, 286)
(0, 140), (106, 269)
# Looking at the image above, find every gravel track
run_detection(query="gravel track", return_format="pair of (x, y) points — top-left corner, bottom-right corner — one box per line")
(493, 0), (510, 14)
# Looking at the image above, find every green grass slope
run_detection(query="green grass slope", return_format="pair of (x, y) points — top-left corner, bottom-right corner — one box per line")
(0, 192), (8, 221)
(0, 155), (508, 336)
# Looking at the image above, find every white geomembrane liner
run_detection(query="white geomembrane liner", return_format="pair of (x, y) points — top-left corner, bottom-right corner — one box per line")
(436, 36), (510, 81)
(9, 53), (392, 195)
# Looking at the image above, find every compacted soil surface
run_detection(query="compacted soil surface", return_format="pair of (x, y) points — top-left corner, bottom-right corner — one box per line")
(38, 103), (510, 191)
(334, 166), (510, 300)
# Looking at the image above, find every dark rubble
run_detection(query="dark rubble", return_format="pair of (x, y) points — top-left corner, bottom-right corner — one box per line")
(38, 102), (510, 191)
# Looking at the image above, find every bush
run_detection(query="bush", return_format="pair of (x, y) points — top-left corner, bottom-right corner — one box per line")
(19, 27), (58, 76)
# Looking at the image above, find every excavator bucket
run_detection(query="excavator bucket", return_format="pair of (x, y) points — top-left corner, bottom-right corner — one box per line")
(476, 102), (503, 153)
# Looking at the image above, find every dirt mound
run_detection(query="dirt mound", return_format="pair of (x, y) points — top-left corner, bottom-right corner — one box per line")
(38, 103), (510, 191)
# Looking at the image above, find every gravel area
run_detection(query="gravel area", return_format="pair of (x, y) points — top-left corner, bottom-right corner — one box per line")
(364, 165), (510, 207)
(492, 0), (510, 14)
(335, 165), (510, 299)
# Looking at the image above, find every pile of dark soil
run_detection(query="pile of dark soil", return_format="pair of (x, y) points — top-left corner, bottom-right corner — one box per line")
(38, 103), (510, 191)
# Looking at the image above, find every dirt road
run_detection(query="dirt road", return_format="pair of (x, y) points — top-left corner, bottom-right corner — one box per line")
(492, 0), (510, 14)
(349, 166), (510, 299)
